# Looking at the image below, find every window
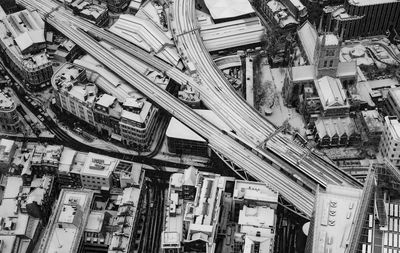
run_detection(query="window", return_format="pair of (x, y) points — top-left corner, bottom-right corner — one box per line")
(326, 50), (335, 57)
(323, 61), (328, 67)
(329, 60), (334, 67)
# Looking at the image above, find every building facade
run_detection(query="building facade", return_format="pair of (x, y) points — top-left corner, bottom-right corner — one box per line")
(52, 63), (97, 126)
(119, 97), (158, 150)
(342, 0), (400, 39)
(0, 91), (20, 133)
(0, 10), (53, 90)
(380, 116), (400, 169)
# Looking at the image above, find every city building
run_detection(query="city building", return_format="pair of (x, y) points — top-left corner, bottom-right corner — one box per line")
(0, 0), (16, 12)
(58, 148), (84, 189)
(162, 169), (226, 253)
(166, 110), (232, 157)
(0, 176), (43, 253)
(161, 168), (278, 253)
(386, 88), (400, 119)
(0, 138), (16, 173)
(252, 0), (300, 30)
(80, 152), (117, 191)
(379, 116), (400, 169)
(305, 185), (363, 253)
(323, 0), (400, 39)
(0, 9), (53, 90)
(29, 144), (63, 179)
(104, 0), (130, 13)
(166, 117), (209, 157)
(52, 63), (97, 127)
(284, 22), (357, 122)
(22, 175), (57, 224)
(48, 39), (81, 63)
(128, 0), (143, 14)
(232, 180), (278, 253)
(357, 110), (383, 145)
(70, 56), (161, 150)
(199, 16), (266, 52)
(38, 189), (95, 253)
(314, 76), (350, 117)
(109, 14), (182, 69)
(0, 91), (20, 133)
(119, 96), (158, 150)
(93, 94), (123, 139)
(314, 116), (361, 147)
(280, 0), (308, 20)
(178, 85), (201, 109)
(65, 0), (109, 26)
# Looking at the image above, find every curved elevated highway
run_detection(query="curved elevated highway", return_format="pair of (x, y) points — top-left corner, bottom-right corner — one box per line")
(18, 0), (363, 218)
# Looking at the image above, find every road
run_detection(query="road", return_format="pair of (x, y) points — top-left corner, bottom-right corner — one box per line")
(26, 3), (316, 216)
(19, 0), (361, 193)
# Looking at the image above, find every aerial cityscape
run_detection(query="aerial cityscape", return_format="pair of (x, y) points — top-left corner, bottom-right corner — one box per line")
(0, 0), (398, 252)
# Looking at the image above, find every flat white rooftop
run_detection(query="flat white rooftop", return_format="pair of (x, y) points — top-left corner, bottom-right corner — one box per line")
(348, 0), (399, 6)
(81, 152), (117, 178)
(309, 185), (362, 253)
(203, 0), (254, 19)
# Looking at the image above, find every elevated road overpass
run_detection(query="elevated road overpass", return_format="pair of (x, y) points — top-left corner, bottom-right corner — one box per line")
(20, 0), (316, 217)
(19, 0), (363, 217)
(168, 0), (362, 189)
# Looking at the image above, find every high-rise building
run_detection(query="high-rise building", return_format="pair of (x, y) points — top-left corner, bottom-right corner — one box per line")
(324, 0), (400, 39)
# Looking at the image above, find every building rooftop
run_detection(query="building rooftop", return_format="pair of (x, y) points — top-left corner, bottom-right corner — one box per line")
(66, 0), (107, 20)
(267, 0), (299, 28)
(0, 92), (15, 111)
(238, 205), (275, 229)
(81, 152), (117, 178)
(109, 187), (141, 253)
(234, 180), (278, 203)
(120, 97), (152, 123)
(3, 10), (45, 53)
(52, 63), (98, 105)
(0, 10), (50, 71)
(59, 148), (77, 173)
(85, 211), (104, 233)
(337, 61), (357, 78)
(109, 14), (173, 53)
(166, 117), (206, 142)
(74, 55), (139, 103)
(0, 176), (42, 252)
(320, 33), (339, 46)
(203, 0), (254, 20)
(297, 20), (318, 65)
(308, 185), (362, 253)
(40, 189), (94, 253)
(347, 0), (399, 6)
(0, 139), (15, 163)
(96, 93), (117, 108)
(291, 65), (315, 82)
(315, 76), (349, 110)
(361, 110), (383, 133)
(315, 117), (359, 138)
